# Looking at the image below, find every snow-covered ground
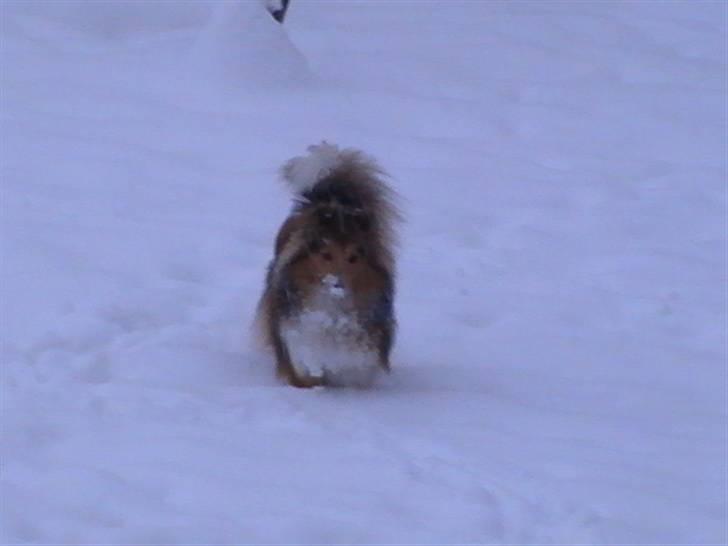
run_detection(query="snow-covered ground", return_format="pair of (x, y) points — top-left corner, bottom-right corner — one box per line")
(1, 0), (726, 543)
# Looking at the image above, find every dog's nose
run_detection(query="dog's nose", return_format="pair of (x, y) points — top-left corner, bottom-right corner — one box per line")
(321, 274), (346, 298)
(322, 274), (343, 288)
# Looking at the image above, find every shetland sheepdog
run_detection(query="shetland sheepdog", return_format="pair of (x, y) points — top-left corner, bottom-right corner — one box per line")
(256, 142), (401, 388)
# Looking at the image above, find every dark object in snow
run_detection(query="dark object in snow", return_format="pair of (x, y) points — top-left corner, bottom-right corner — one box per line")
(269, 0), (291, 24)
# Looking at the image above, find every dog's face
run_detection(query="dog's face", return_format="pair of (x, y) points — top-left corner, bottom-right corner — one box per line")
(286, 233), (385, 305)
(303, 238), (366, 285)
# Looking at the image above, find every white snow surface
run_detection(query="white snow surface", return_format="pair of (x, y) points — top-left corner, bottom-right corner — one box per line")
(1, 0), (726, 543)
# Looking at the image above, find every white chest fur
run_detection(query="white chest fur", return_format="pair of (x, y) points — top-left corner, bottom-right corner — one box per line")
(280, 275), (380, 387)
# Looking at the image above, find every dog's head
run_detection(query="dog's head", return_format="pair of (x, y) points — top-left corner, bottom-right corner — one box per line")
(302, 237), (367, 282)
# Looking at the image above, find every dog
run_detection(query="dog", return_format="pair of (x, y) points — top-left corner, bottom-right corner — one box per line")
(255, 142), (401, 388)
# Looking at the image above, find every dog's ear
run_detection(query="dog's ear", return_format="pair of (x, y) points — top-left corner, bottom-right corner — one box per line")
(274, 214), (305, 255)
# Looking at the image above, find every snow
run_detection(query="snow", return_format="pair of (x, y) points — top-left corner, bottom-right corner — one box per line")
(1, 0), (726, 543)
(281, 141), (351, 194)
(281, 308), (379, 389)
(281, 273), (381, 388)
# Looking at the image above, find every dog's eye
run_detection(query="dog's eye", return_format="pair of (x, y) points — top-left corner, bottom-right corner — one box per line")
(322, 252), (333, 261)
(308, 240), (322, 253)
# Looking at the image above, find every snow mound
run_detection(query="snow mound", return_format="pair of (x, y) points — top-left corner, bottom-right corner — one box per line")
(189, 1), (311, 90)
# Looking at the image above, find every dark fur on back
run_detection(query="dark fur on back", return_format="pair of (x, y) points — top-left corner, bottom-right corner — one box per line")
(256, 143), (401, 388)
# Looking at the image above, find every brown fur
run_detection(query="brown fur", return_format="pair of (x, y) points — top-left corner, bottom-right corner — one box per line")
(255, 144), (400, 388)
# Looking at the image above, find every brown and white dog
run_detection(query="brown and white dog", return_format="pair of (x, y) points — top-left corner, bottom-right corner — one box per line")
(256, 142), (401, 388)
